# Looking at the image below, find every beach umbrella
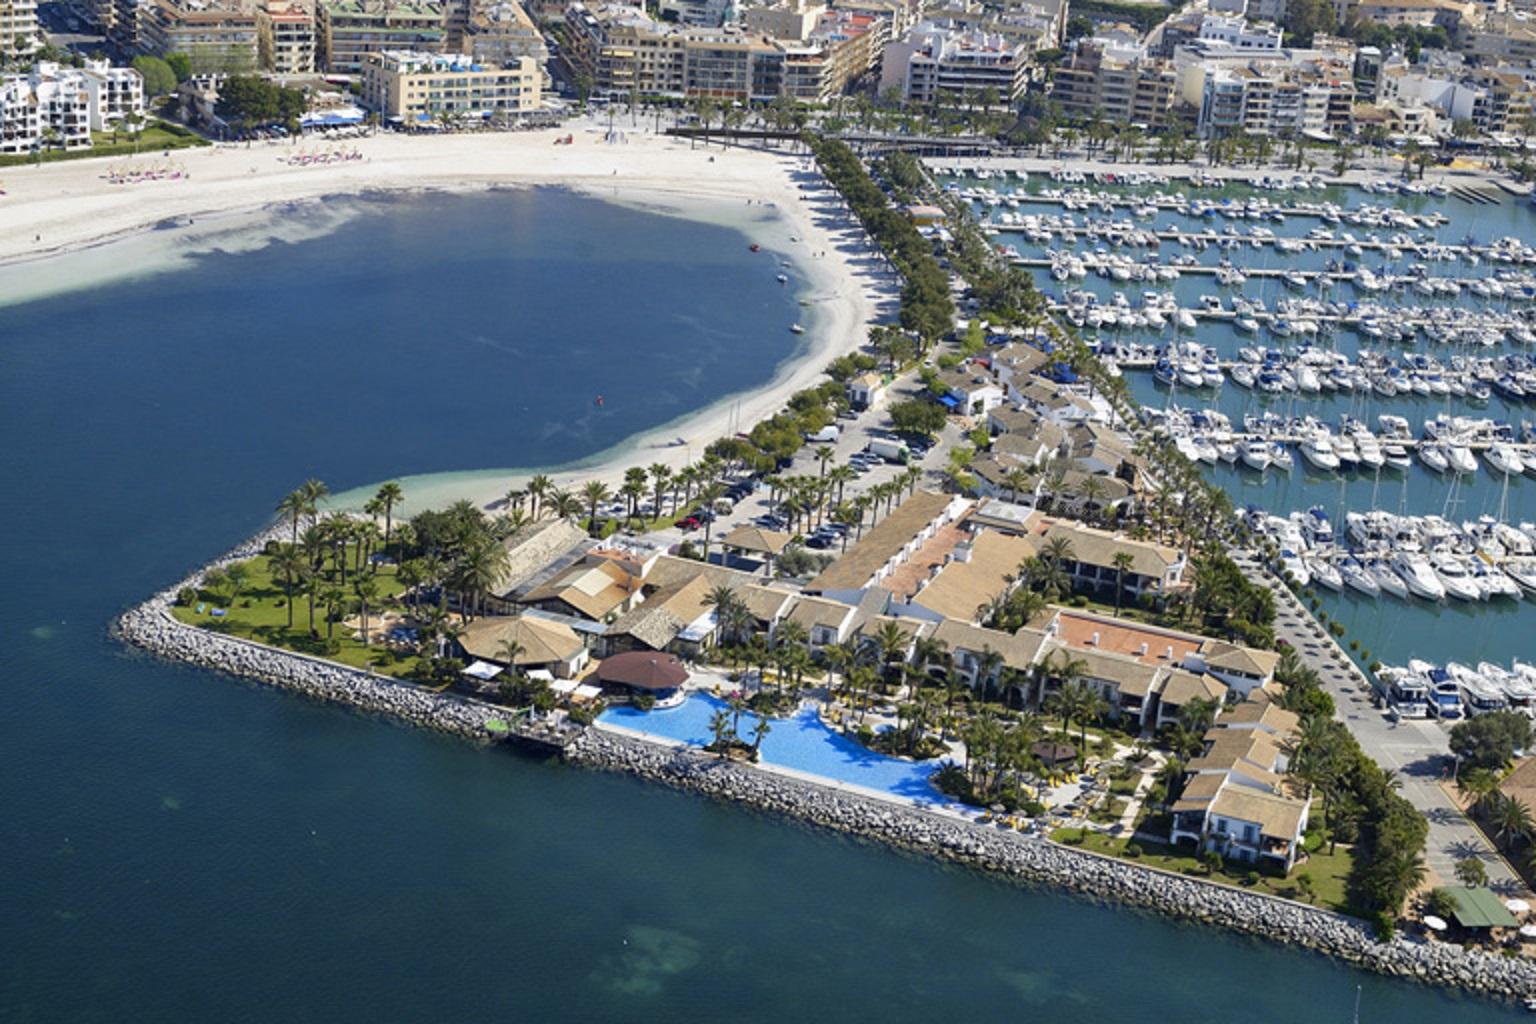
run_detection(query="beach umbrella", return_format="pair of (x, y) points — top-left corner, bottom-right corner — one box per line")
(1507, 898), (1531, 914)
(1423, 915), (1448, 932)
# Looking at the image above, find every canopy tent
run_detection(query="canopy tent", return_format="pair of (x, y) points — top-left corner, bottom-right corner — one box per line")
(1447, 887), (1518, 930)
(300, 106), (365, 128)
(550, 679), (579, 696)
(462, 660), (504, 681)
(936, 394), (961, 410)
(573, 683), (602, 701)
(595, 651), (689, 691)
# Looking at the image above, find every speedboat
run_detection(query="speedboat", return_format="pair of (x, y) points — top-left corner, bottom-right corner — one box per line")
(1420, 665), (1464, 721)
(1240, 440), (1272, 472)
(1431, 553), (1482, 601)
(1340, 558), (1381, 598)
(1504, 557), (1536, 595)
(1448, 662), (1508, 716)
(1418, 444), (1449, 474)
(1306, 557), (1343, 591)
(1269, 444), (1294, 472)
(1300, 435), (1340, 472)
(1484, 443), (1524, 477)
(1391, 550), (1447, 601)
(1447, 445), (1478, 475)
(1277, 549), (1311, 586)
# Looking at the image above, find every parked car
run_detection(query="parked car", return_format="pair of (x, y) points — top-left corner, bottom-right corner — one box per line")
(674, 515), (701, 530)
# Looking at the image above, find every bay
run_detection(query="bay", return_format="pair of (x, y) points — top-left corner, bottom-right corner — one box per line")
(0, 189), (1519, 1021)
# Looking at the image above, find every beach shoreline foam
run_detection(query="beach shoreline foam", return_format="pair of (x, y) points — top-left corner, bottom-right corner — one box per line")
(0, 121), (895, 510)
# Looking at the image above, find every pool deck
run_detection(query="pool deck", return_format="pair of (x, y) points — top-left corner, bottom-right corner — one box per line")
(592, 719), (984, 823)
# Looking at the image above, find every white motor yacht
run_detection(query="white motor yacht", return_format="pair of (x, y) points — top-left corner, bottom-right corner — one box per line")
(1339, 558), (1381, 598)
(1447, 445), (1479, 475)
(1277, 549), (1311, 586)
(1368, 559), (1411, 600)
(1418, 444), (1450, 474)
(1270, 444), (1294, 471)
(1300, 435), (1341, 471)
(1240, 439), (1272, 472)
(1431, 554), (1482, 601)
(1306, 557), (1343, 591)
(1485, 443), (1525, 477)
(1448, 662), (1509, 716)
(1503, 557), (1536, 595)
(1391, 550), (1447, 600)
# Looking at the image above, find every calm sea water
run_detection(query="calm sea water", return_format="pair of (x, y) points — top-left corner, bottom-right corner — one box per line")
(0, 190), (1520, 1021)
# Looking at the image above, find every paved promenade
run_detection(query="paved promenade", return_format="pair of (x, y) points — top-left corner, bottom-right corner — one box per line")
(1231, 551), (1528, 897)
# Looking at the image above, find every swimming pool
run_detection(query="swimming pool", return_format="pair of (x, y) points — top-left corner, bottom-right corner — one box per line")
(599, 693), (947, 804)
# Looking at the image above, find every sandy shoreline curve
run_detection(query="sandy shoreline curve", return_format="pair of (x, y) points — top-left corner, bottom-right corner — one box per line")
(0, 119), (897, 509)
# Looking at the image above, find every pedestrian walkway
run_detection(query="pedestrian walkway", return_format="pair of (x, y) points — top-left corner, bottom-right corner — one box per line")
(1232, 550), (1528, 896)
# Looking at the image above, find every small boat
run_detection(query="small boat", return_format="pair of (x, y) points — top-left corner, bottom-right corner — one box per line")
(749, 243), (761, 252)
(1307, 557), (1343, 591)
(1340, 558), (1381, 598)
(775, 273), (788, 283)
(789, 323), (805, 334)
(1431, 554), (1481, 602)
(1240, 440), (1272, 472)
(1368, 559), (1410, 599)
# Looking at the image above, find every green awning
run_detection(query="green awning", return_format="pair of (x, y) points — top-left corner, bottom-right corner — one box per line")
(1448, 886), (1518, 929)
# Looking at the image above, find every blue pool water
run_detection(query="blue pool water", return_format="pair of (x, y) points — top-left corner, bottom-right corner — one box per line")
(601, 693), (947, 804)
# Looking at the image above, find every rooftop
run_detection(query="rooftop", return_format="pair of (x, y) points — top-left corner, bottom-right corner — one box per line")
(1052, 609), (1203, 666)
(806, 491), (959, 593)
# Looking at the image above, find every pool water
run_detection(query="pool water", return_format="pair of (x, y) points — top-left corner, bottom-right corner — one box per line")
(600, 693), (948, 804)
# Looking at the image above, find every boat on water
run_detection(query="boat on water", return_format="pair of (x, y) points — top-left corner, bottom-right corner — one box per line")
(1391, 549), (1447, 601)
(1431, 553), (1482, 601)
(1418, 444), (1450, 474)
(1340, 558), (1381, 598)
(789, 323), (805, 334)
(1447, 662), (1509, 716)
(1277, 548), (1311, 586)
(1240, 439), (1272, 472)
(1306, 557), (1343, 591)
(1300, 434), (1340, 471)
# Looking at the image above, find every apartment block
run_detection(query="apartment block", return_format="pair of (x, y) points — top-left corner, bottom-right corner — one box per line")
(360, 49), (541, 118)
(878, 22), (1032, 107)
(143, 1), (260, 74)
(1049, 41), (1177, 127)
(258, 1), (315, 74)
(318, 0), (446, 75)
(0, 60), (144, 155)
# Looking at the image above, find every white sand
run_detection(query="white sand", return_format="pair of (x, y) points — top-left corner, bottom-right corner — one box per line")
(0, 121), (897, 510)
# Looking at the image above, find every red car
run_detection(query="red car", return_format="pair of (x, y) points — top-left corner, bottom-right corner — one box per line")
(674, 515), (701, 530)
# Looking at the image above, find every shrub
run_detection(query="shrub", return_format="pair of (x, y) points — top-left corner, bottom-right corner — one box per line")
(632, 693), (657, 711)
(1125, 843), (1143, 858)
(1244, 871), (1260, 887)
(1371, 911), (1395, 941)
(177, 587), (198, 606)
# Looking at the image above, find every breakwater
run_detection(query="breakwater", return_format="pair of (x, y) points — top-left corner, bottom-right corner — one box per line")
(570, 727), (1536, 1005)
(116, 530), (1536, 1005)
(114, 528), (505, 741)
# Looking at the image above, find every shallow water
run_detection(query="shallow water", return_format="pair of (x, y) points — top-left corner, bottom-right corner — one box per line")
(0, 188), (1523, 1021)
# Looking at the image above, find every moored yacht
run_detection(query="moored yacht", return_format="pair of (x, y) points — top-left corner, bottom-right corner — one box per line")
(1391, 549), (1447, 600)
(1431, 553), (1482, 601)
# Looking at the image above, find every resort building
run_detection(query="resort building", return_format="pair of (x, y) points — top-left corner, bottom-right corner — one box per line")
(846, 371), (887, 411)
(928, 619), (1047, 697)
(717, 523), (792, 574)
(907, 528), (1036, 624)
(932, 364), (1005, 416)
(878, 22), (1033, 107)
(258, 1), (316, 75)
(143, 0), (260, 75)
(0, 0), (40, 63)
(784, 594), (861, 651)
(777, 8), (885, 104)
(465, 0), (546, 67)
(360, 49), (542, 120)
(318, 0), (446, 75)
(804, 490), (970, 604)
(458, 614), (590, 678)
(111, 0), (156, 52)
(603, 573), (720, 656)
(1170, 696), (1311, 871)
(0, 60), (145, 155)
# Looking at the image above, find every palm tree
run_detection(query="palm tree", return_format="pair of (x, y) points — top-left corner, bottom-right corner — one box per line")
(1111, 551), (1136, 616)
(549, 489), (582, 521)
(277, 489), (307, 544)
(454, 536), (510, 620)
(697, 482), (727, 561)
(704, 584), (746, 645)
(580, 480), (610, 535)
(299, 479), (330, 530)
(495, 637), (525, 672)
(526, 474), (553, 519)
(873, 620), (911, 682)
(815, 445), (835, 477)
(269, 544), (307, 629)
(320, 584), (345, 641)
(648, 463), (672, 516)
(374, 481), (404, 558)
(750, 716), (772, 757)
(1492, 793), (1534, 849)
(354, 576), (379, 646)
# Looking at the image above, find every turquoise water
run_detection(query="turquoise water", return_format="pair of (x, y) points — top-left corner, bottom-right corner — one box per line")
(956, 173), (1536, 673)
(0, 188), (1522, 1021)
(601, 693), (950, 803)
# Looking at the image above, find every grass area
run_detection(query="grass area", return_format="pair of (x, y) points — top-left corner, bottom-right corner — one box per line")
(170, 553), (425, 677)
(0, 122), (208, 168)
(1051, 828), (1358, 915)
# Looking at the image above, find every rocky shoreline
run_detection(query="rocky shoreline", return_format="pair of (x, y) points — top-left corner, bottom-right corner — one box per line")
(116, 531), (1536, 1006)
(568, 728), (1536, 1005)
(114, 527), (507, 741)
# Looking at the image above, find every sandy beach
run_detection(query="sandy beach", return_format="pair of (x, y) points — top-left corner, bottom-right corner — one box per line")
(0, 120), (897, 510)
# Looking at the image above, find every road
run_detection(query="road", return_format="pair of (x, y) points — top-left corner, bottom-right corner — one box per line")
(1233, 551), (1528, 896)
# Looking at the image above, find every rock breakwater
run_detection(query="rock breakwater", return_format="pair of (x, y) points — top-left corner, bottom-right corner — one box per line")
(570, 726), (1536, 1005)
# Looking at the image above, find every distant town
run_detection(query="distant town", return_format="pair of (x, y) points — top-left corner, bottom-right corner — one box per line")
(5, 0), (1536, 160)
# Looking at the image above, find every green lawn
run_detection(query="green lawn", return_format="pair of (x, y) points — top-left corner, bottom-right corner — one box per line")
(0, 122), (209, 168)
(1051, 828), (1358, 915)
(171, 554), (425, 677)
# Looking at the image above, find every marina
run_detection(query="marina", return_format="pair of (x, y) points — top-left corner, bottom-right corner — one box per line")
(937, 162), (1536, 654)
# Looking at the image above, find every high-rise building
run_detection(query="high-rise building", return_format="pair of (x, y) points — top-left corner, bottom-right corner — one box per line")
(0, 0), (42, 62)
(318, 1), (447, 75)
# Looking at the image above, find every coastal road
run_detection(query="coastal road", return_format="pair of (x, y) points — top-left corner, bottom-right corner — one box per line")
(1233, 551), (1527, 896)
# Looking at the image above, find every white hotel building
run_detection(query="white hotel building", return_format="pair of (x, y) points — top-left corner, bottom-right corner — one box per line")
(0, 60), (145, 156)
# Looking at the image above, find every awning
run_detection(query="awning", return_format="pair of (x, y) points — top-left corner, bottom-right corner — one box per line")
(463, 660), (504, 681)
(549, 679), (579, 695)
(1448, 886), (1519, 929)
(936, 393), (961, 410)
